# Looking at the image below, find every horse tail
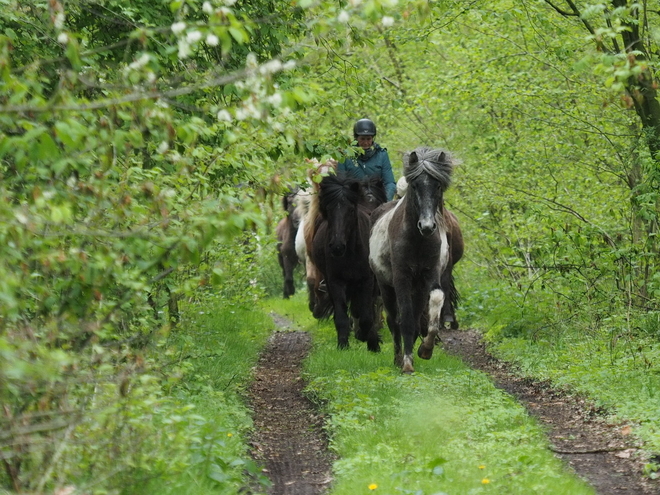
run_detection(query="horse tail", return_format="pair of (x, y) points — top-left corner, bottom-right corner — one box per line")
(445, 271), (460, 310)
(313, 292), (334, 320)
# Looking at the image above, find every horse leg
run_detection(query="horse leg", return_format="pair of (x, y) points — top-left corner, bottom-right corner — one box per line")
(440, 267), (459, 330)
(380, 284), (402, 366)
(351, 285), (380, 353)
(418, 287), (444, 360)
(329, 282), (350, 349)
(282, 254), (296, 298)
(396, 288), (417, 374)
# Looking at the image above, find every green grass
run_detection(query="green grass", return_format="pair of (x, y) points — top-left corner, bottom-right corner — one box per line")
(262, 293), (596, 495)
(491, 331), (660, 464)
(140, 296), (276, 494)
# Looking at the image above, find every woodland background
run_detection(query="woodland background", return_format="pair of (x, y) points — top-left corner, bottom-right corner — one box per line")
(2, 0), (660, 492)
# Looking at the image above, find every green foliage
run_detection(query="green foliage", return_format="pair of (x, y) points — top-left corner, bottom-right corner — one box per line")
(4, 0), (660, 489)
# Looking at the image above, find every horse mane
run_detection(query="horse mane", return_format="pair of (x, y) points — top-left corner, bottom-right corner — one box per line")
(303, 158), (338, 252)
(403, 147), (458, 189)
(318, 173), (361, 218)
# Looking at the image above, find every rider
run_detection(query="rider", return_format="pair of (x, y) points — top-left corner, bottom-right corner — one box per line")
(337, 118), (396, 201)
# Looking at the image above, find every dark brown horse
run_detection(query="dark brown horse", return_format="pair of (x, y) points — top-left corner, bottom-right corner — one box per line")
(369, 147), (461, 373)
(276, 188), (309, 298)
(311, 173), (387, 351)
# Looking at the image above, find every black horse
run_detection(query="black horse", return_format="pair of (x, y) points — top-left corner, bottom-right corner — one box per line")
(311, 174), (387, 351)
(369, 147), (461, 373)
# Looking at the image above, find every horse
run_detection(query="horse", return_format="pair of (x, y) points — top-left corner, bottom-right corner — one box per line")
(276, 187), (309, 298)
(394, 175), (464, 329)
(369, 147), (460, 373)
(311, 173), (387, 351)
(294, 158), (338, 314)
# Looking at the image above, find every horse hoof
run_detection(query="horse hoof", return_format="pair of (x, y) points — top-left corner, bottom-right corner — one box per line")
(417, 343), (434, 360)
(367, 342), (381, 353)
(450, 321), (459, 330)
(401, 355), (414, 374)
(401, 364), (415, 374)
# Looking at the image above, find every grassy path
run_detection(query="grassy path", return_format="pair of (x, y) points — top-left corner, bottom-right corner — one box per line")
(261, 294), (595, 495)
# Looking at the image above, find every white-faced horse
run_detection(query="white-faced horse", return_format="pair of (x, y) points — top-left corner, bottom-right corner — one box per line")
(369, 147), (460, 373)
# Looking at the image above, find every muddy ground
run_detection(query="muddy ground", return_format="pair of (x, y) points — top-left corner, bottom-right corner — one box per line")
(248, 316), (660, 495)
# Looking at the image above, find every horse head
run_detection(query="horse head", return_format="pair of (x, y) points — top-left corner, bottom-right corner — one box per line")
(403, 147), (455, 237)
(318, 173), (362, 258)
(359, 176), (387, 213)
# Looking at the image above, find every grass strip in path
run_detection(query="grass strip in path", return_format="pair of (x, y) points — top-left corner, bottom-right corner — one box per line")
(261, 294), (595, 495)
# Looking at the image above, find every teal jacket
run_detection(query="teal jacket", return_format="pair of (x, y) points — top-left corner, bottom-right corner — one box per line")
(337, 144), (396, 201)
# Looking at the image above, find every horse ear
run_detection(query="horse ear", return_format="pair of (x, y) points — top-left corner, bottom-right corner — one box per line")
(409, 151), (418, 165)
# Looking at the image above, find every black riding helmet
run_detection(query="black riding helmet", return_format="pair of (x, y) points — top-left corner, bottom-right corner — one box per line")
(353, 118), (377, 137)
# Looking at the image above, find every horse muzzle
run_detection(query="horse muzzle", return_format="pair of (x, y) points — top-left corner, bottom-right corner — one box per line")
(330, 243), (347, 257)
(417, 220), (437, 237)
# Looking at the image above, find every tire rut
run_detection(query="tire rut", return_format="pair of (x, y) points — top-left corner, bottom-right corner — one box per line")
(248, 313), (334, 495)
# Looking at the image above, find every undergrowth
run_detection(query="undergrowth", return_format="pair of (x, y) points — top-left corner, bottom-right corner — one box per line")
(137, 295), (275, 494)
(261, 293), (595, 495)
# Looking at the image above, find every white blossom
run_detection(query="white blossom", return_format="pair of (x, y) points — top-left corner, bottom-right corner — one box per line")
(245, 53), (258, 69)
(202, 1), (213, 14)
(259, 59), (283, 75)
(171, 22), (186, 35)
(206, 34), (219, 46)
(267, 93), (283, 107)
(381, 16), (395, 27)
(129, 53), (150, 70)
(157, 141), (169, 154)
(178, 40), (192, 59)
(217, 109), (232, 122)
(54, 12), (66, 30)
(186, 30), (202, 43)
(15, 212), (28, 225)
(338, 10), (350, 23)
(224, 0), (237, 6)
(57, 32), (69, 44)
(283, 60), (297, 70)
